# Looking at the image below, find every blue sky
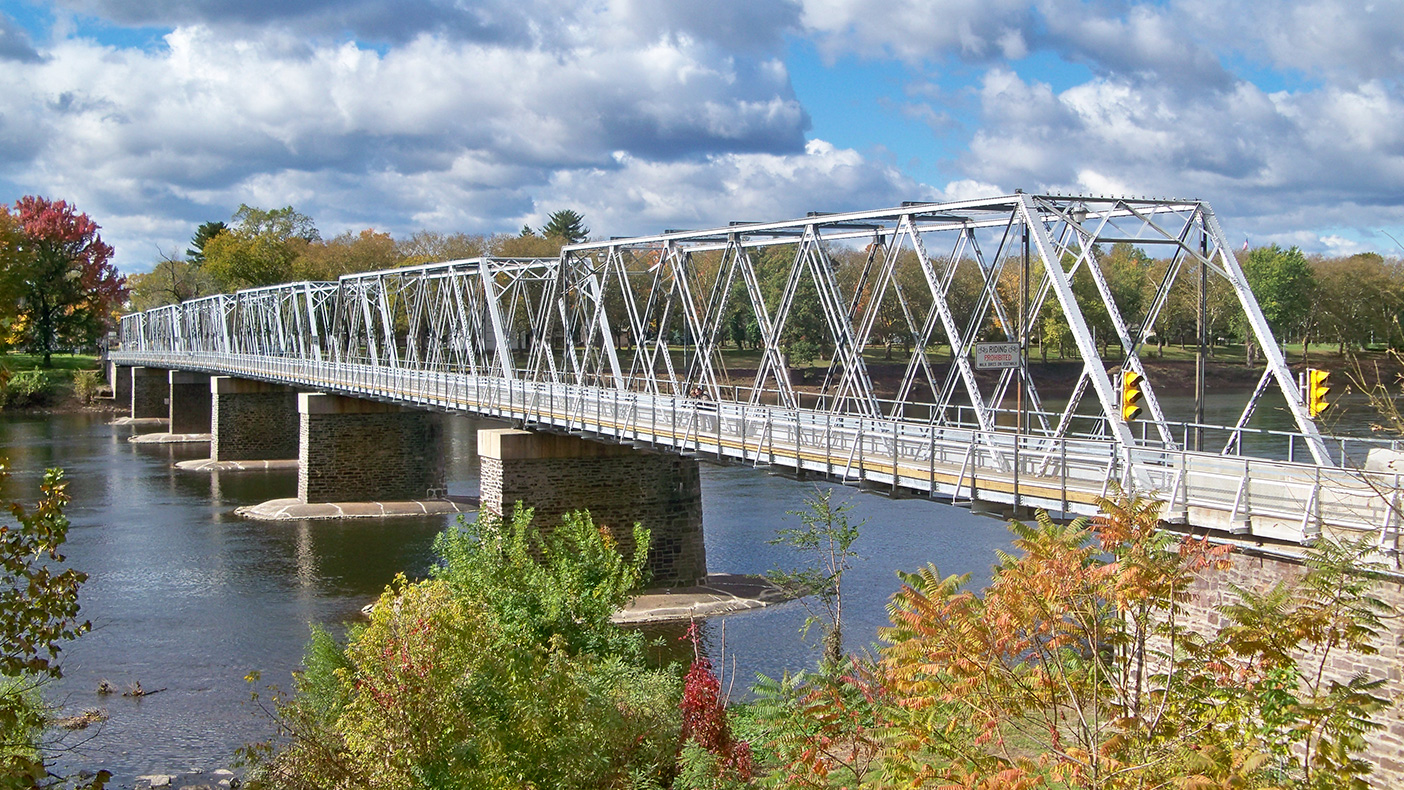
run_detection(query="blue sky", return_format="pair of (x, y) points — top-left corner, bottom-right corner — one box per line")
(3, 0), (1404, 273)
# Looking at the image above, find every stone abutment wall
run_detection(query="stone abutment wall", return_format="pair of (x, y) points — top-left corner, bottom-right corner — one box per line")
(1182, 550), (1404, 784)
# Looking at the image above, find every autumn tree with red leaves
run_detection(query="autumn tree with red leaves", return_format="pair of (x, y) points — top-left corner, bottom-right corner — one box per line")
(2, 197), (126, 366)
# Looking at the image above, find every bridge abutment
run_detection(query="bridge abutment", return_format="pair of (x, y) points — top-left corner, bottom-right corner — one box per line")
(109, 362), (131, 406)
(298, 393), (446, 503)
(1183, 549), (1404, 782)
(130, 366), (167, 419)
(168, 371), (212, 434)
(210, 377), (299, 462)
(478, 428), (706, 586)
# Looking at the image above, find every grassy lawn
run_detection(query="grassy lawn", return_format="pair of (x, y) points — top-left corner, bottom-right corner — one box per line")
(0, 353), (104, 408)
(3, 353), (102, 374)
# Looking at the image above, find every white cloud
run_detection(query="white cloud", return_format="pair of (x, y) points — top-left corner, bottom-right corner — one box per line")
(539, 138), (927, 234)
(8, 0), (1404, 276)
(0, 15), (816, 272)
(799, 0), (1034, 63)
(960, 68), (1404, 240)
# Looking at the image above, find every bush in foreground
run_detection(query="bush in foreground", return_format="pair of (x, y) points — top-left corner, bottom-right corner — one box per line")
(245, 506), (681, 790)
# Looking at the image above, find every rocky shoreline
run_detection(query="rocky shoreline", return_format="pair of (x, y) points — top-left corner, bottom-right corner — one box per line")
(133, 769), (241, 790)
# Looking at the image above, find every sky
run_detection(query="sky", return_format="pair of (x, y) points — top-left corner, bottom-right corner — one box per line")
(2, 0), (1403, 275)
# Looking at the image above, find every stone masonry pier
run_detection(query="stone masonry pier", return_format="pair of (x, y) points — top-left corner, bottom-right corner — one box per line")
(130, 366), (167, 419)
(478, 428), (706, 586)
(1181, 549), (1404, 784)
(211, 376), (299, 462)
(298, 393), (445, 504)
(168, 370), (212, 434)
(109, 362), (131, 408)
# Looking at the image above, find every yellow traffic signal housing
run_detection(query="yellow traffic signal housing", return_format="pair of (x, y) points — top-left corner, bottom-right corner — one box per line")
(1121, 370), (1145, 421)
(1307, 368), (1331, 418)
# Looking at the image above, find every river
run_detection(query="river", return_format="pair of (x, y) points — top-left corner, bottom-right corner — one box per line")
(12, 389), (1389, 783)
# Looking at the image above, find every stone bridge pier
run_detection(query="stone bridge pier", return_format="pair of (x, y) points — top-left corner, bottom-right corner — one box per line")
(1181, 550), (1404, 784)
(297, 393), (447, 504)
(168, 370), (212, 434)
(210, 377), (299, 462)
(130, 366), (168, 420)
(108, 362), (131, 409)
(478, 428), (706, 586)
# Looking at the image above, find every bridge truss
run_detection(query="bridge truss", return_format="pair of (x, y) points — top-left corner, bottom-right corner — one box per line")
(116, 194), (1403, 549)
(125, 195), (1328, 458)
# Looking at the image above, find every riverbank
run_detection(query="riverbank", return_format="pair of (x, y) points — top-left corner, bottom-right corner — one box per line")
(769, 347), (1402, 400)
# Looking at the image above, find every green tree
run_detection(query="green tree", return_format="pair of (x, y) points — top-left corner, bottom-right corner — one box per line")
(186, 220), (228, 264)
(203, 205), (319, 291)
(248, 507), (680, 790)
(0, 466), (103, 788)
(769, 488), (864, 667)
(126, 252), (215, 310)
(3, 196), (127, 367)
(1241, 244), (1315, 363)
(540, 209), (590, 244)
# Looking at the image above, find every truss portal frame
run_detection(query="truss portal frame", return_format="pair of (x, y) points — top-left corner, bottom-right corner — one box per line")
(115, 195), (1333, 467)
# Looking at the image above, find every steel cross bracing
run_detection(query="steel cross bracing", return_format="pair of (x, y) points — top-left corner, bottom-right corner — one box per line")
(110, 197), (1403, 552)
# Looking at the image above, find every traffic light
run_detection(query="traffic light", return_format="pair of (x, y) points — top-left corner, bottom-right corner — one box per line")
(1121, 370), (1144, 421)
(1307, 368), (1331, 418)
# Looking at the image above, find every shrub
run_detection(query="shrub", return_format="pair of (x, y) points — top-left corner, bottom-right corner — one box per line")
(248, 508), (680, 790)
(0, 370), (54, 409)
(72, 370), (102, 404)
(0, 466), (103, 788)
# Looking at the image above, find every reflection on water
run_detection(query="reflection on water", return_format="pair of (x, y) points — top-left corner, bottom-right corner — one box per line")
(13, 392), (1394, 783)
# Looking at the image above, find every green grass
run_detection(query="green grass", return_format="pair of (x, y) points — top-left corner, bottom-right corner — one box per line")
(1, 354), (101, 374)
(0, 354), (103, 408)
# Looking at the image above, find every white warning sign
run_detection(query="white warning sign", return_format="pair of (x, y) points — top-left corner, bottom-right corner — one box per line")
(973, 342), (1021, 370)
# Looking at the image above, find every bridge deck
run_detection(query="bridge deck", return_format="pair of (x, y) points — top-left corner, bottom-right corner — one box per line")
(111, 351), (1402, 553)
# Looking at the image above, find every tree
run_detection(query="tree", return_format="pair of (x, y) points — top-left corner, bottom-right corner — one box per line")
(877, 495), (1390, 789)
(395, 231), (489, 266)
(247, 507), (681, 790)
(126, 251), (215, 310)
(540, 209), (590, 244)
(186, 220), (228, 265)
(202, 205), (319, 291)
(294, 229), (401, 281)
(769, 488), (864, 667)
(1241, 244), (1315, 363)
(0, 466), (104, 788)
(3, 197), (126, 367)
(490, 231), (567, 258)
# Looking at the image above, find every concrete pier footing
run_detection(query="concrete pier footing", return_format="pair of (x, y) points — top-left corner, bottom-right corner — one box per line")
(478, 428), (707, 586)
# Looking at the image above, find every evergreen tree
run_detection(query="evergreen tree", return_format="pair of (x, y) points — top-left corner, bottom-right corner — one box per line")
(540, 209), (590, 244)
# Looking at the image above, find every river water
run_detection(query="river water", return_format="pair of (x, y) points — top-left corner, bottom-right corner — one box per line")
(13, 390), (1389, 784)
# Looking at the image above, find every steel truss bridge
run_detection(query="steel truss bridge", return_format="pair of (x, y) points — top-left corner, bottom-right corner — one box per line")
(111, 194), (1404, 553)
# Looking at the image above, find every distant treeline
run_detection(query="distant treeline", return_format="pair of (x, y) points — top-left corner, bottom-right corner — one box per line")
(125, 205), (588, 311)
